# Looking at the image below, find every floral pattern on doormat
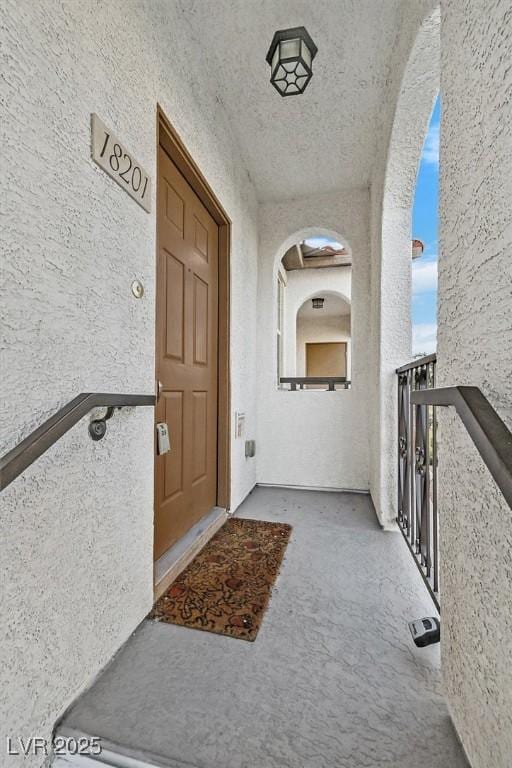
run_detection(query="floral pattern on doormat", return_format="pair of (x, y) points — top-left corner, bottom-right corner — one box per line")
(148, 517), (292, 641)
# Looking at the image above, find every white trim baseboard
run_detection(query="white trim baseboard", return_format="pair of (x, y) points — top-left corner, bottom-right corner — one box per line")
(256, 482), (370, 494)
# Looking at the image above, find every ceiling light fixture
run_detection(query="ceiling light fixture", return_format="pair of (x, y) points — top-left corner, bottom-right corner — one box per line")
(312, 297), (324, 309)
(266, 26), (318, 97)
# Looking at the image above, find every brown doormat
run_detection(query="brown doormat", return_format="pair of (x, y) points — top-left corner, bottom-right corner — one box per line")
(148, 517), (292, 641)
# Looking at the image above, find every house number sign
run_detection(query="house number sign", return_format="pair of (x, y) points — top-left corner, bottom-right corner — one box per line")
(91, 113), (151, 213)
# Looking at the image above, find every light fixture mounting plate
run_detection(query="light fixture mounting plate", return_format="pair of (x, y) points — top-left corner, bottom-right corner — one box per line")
(265, 26), (318, 65)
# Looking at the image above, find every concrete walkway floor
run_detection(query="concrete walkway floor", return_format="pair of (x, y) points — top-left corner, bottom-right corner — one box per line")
(55, 487), (468, 768)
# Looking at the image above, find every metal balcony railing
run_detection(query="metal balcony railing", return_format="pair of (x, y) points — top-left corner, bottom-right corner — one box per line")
(396, 355), (439, 608)
(280, 377), (351, 391)
(396, 355), (512, 612)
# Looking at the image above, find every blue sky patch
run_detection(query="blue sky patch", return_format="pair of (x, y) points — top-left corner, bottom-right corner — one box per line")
(411, 95), (440, 354)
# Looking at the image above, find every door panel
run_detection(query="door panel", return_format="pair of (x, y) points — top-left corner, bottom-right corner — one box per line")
(193, 276), (209, 365)
(165, 179), (185, 233)
(155, 146), (219, 560)
(194, 215), (209, 261)
(306, 342), (347, 378)
(163, 391), (183, 500)
(165, 252), (185, 361)
(192, 391), (208, 483)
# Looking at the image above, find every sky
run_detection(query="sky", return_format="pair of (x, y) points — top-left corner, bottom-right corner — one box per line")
(411, 95), (440, 355)
(303, 236), (343, 249)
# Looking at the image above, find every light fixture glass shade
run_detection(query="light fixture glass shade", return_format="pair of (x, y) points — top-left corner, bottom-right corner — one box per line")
(280, 38), (301, 60)
(301, 39), (312, 68)
(312, 297), (324, 309)
(266, 26), (318, 97)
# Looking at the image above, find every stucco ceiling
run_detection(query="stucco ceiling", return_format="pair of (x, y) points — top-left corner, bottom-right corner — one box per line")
(178, 0), (407, 201)
(298, 292), (351, 319)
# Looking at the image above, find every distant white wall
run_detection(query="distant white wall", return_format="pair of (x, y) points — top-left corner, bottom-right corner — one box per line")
(256, 192), (370, 491)
(296, 314), (351, 379)
(438, 2), (512, 766)
(281, 267), (352, 378)
(0, 1), (258, 762)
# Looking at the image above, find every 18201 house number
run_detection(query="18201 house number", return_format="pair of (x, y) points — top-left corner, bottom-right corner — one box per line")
(91, 113), (151, 213)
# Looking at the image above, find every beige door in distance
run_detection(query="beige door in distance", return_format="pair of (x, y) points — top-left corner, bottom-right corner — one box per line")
(154, 145), (219, 560)
(306, 342), (347, 378)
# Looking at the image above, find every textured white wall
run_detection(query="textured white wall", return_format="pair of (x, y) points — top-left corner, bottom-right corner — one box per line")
(281, 267), (352, 378)
(256, 192), (370, 491)
(438, 2), (512, 765)
(0, 1), (258, 762)
(369, 2), (440, 525)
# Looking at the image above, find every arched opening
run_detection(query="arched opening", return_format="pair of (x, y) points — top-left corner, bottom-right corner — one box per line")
(274, 231), (353, 390)
(257, 195), (370, 491)
(371, 6), (440, 525)
(296, 292), (351, 383)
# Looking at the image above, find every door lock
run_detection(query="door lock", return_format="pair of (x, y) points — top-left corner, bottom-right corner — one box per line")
(156, 422), (171, 455)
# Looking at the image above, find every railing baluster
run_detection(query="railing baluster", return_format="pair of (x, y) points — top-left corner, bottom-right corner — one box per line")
(397, 370), (411, 539)
(424, 368), (431, 576)
(416, 365), (430, 569)
(431, 365), (439, 594)
(406, 370), (412, 539)
(411, 368), (417, 553)
(396, 354), (439, 609)
(397, 373), (405, 527)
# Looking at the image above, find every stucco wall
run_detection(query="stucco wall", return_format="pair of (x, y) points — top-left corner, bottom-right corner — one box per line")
(369, 2), (440, 525)
(0, 0), (258, 762)
(438, 2), (512, 765)
(256, 192), (370, 491)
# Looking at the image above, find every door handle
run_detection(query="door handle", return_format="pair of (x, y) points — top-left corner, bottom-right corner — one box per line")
(156, 380), (163, 401)
(156, 422), (171, 454)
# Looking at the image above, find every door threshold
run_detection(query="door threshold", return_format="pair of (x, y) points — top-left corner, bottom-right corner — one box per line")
(153, 507), (227, 600)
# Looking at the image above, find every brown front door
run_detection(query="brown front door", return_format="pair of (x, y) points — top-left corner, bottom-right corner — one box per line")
(306, 342), (347, 378)
(154, 145), (219, 559)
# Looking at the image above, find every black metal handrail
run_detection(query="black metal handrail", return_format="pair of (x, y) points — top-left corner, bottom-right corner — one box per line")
(397, 355), (512, 611)
(396, 353), (437, 374)
(280, 377), (351, 391)
(0, 393), (155, 492)
(411, 386), (512, 510)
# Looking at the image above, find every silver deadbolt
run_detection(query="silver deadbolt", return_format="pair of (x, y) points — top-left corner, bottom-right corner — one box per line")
(156, 422), (170, 455)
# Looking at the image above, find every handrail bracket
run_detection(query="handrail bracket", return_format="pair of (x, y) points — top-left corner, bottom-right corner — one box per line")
(89, 406), (117, 441)
(0, 393), (155, 492)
